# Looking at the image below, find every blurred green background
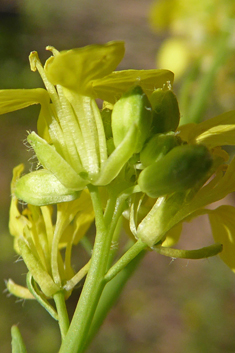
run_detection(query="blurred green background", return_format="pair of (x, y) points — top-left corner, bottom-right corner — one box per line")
(1, 1), (235, 352)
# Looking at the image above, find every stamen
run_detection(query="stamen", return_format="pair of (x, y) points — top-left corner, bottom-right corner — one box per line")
(29, 51), (61, 112)
(46, 45), (60, 56)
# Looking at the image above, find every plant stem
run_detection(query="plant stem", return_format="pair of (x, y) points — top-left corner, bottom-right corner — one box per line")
(82, 249), (146, 352)
(104, 239), (147, 282)
(58, 185), (123, 353)
(63, 260), (91, 292)
(53, 291), (70, 340)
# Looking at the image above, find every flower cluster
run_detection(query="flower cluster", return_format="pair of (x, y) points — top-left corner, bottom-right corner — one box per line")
(2, 41), (235, 304)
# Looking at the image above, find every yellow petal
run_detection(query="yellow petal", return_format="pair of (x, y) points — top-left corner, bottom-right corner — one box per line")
(209, 205), (235, 272)
(184, 110), (235, 148)
(161, 222), (183, 247)
(58, 189), (94, 246)
(9, 165), (31, 245)
(0, 88), (49, 115)
(44, 41), (125, 94)
(92, 69), (174, 103)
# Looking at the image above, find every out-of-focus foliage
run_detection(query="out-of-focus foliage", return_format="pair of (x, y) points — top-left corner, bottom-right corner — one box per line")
(149, 0), (235, 123)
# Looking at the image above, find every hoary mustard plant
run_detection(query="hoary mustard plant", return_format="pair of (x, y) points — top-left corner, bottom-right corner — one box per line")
(2, 40), (235, 353)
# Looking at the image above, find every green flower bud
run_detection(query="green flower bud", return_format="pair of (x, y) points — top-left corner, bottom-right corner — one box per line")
(150, 88), (180, 134)
(138, 144), (213, 198)
(140, 132), (182, 167)
(111, 85), (152, 153)
(15, 169), (80, 206)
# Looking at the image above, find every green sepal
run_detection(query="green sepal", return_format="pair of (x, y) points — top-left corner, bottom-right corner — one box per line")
(18, 236), (60, 297)
(7, 279), (35, 299)
(27, 132), (87, 189)
(95, 123), (139, 185)
(15, 169), (80, 206)
(150, 88), (180, 134)
(137, 192), (186, 246)
(26, 272), (59, 320)
(140, 132), (182, 167)
(138, 144), (213, 198)
(112, 85), (152, 153)
(11, 326), (27, 353)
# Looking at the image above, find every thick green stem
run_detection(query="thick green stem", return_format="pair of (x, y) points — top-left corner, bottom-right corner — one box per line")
(54, 291), (70, 340)
(82, 249), (146, 352)
(58, 185), (123, 353)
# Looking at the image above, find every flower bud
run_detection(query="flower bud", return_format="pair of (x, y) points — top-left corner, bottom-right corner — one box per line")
(15, 169), (80, 206)
(150, 88), (180, 134)
(140, 132), (182, 167)
(111, 85), (152, 153)
(138, 144), (213, 198)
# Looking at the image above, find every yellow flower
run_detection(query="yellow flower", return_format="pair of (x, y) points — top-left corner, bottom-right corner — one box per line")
(0, 41), (173, 206)
(8, 164), (94, 299)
